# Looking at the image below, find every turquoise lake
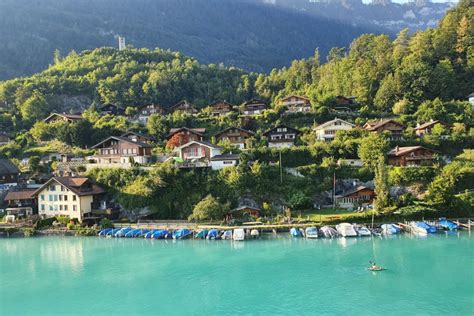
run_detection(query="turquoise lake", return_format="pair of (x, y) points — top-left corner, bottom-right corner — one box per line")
(0, 233), (473, 315)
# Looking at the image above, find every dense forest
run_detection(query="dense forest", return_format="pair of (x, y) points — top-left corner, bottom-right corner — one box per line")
(0, 1), (473, 221)
(0, 0), (378, 79)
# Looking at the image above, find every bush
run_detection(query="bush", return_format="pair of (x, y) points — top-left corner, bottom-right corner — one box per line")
(56, 215), (70, 226)
(35, 217), (56, 229)
(99, 218), (113, 229)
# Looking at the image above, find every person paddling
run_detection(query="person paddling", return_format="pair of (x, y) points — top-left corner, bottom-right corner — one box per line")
(369, 261), (384, 271)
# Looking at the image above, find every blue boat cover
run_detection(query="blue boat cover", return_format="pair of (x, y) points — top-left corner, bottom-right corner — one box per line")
(207, 229), (219, 239)
(290, 228), (302, 237)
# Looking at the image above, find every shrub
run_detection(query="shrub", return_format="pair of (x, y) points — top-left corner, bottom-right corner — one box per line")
(99, 218), (113, 229)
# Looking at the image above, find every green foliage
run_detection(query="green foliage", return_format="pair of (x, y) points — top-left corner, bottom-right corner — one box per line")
(189, 195), (230, 221)
(358, 133), (390, 168)
(389, 167), (436, 186)
(99, 218), (113, 229)
(374, 156), (390, 212)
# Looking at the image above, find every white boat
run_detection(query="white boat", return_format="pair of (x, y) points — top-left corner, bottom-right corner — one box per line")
(250, 229), (259, 239)
(336, 223), (357, 237)
(233, 228), (245, 241)
(305, 227), (319, 238)
(221, 230), (233, 240)
(354, 224), (371, 237)
(320, 226), (338, 238)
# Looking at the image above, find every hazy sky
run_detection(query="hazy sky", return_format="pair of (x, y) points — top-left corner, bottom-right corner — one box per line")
(362, 0), (457, 2)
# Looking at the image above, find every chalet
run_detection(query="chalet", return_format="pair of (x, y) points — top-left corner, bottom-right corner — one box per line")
(242, 99), (268, 116)
(263, 125), (300, 148)
(121, 131), (154, 144)
(137, 104), (166, 124)
(170, 100), (198, 115)
(0, 132), (10, 146)
(167, 127), (205, 142)
(313, 118), (355, 142)
(335, 186), (375, 209)
(207, 100), (235, 117)
(91, 136), (153, 164)
(210, 154), (240, 170)
(279, 95), (311, 114)
(174, 141), (222, 168)
(4, 188), (37, 218)
(214, 127), (254, 149)
(387, 146), (437, 167)
(467, 93), (474, 109)
(227, 205), (261, 220)
(0, 159), (20, 184)
(334, 96), (358, 112)
(364, 119), (404, 140)
(35, 176), (105, 222)
(99, 103), (125, 116)
(415, 120), (451, 137)
(43, 113), (83, 124)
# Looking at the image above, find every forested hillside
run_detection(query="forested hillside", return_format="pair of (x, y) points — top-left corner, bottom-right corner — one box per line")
(0, 0), (376, 79)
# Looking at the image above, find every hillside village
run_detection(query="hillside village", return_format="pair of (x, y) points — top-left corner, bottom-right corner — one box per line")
(0, 1), (473, 226)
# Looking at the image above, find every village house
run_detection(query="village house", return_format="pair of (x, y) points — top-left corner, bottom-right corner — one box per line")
(279, 95), (311, 114)
(174, 141), (222, 168)
(0, 159), (20, 185)
(170, 100), (199, 115)
(214, 127), (254, 149)
(364, 119), (405, 140)
(313, 118), (355, 142)
(335, 186), (375, 209)
(242, 99), (268, 116)
(99, 103), (125, 116)
(167, 127), (206, 144)
(387, 146), (437, 167)
(334, 96), (358, 112)
(226, 205), (261, 221)
(3, 188), (37, 218)
(137, 104), (166, 124)
(210, 154), (240, 170)
(0, 132), (10, 146)
(43, 113), (83, 124)
(121, 131), (154, 144)
(415, 120), (451, 137)
(263, 125), (300, 148)
(35, 176), (105, 222)
(91, 136), (153, 164)
(207, 100), (235, 117)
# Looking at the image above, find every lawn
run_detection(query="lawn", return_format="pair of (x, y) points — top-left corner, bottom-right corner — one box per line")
(298, 208), (375, 223)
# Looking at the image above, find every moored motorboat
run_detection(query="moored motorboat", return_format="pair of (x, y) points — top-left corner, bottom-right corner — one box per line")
(152, 230), (169, 239)
(438, 218), (458, 231)
(290, 227), (303, 237)
(354, 224), (371, 237)
(411, 221), (437, 235)
(106, 228), (121, 237)
(381, 224), (400, 235)
(336, 223), (357, 237)
(305, 227), (318, 238)
(144, 230), (158, 239)
(320, 226), (338, 238)
(221, 230), (233, 240)
(233, 228), (245, 241)
(125, 228), (141, 238)
(114, 227), (133, 237)
(194, 229), (208, 239)
(98, 228), (113, 236)
(207, 229), (220, 240)
(136, 229), (149, 238)
(173, 228), (192, 240)
(250, 229), (259, 239)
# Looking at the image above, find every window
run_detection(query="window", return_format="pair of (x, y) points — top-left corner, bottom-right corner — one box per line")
(59, 195), (62, 201)
(49, 195), (53, 202)
(59, 205), (63, 211)
(64, 195), (68, 201)
(49, 185), (56, 191)
(73, 195), (77, 201)
(40, 195), (45, 201)
(73, 205), (77, 211)
(53, 195), (58, 202)
(335, 121), (341, 126)
(49, 205), (53, 211)
(223, 161), (233, 165)
(64, 205), (68, 211)
(41, 205), (45, 211)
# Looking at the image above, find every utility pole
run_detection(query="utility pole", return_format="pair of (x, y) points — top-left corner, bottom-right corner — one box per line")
(332, 171), (336, 209)
(279, 150), (283, 184)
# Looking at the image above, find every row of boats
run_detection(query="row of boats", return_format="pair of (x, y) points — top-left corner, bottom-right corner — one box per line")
(98, 227), (259, 241)
(290, 219), (460, 238)
(97, 218), (461, 241)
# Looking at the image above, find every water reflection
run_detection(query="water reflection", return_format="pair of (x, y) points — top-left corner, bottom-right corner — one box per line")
(39, 238), (84, 273)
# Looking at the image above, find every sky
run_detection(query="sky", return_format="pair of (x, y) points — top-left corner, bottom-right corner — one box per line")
(362, 0), (457, 2)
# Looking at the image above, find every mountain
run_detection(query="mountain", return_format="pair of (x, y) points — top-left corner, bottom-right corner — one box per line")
(0, 0), (380, 80)
(259, 0), (454, 32)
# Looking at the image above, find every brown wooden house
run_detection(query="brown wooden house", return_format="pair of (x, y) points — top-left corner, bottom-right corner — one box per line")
(242, 99), (268, 116)
(4, 188), (37, 218)
(91, 136), (153, 164)
(415, 120), (451, 137)
(207, 100), (235, 117)
(43, 113), (83, 124)
(167, 127), (205, 142)
(263, 124), (300, 148)
(227, 205), (261, 220)
(335, 186), (375, 209)
(214, 127), (254, 149)
(137, 104), (166, 124)
(364, 119), (405, 140)
(170, 100), (198, 115)
(279, 95), (311, 114)
(387, 146), (437, 166)
(99, 104), (125, 116)
(121, 131), (154, 144)
(0, 159), (20, 184)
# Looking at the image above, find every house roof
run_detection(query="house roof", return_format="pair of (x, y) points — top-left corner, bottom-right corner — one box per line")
(176, 140), (221, 151)
(467, 93), (474, 98)
(4, 189), (36, 201)
(91, 136), (153, 149)
(168, 127), (206, 138)
(210, 154), (240, 161)
(214, 127), (254, 138)
(387, 146), (437, 157)
(121, 131), (154, 141)
(364, 119), (404, 131)
(313, 118), (355, 131)
(230, 205), (261, 213)
(280, 95), (310, 102)
(415, 120), (451, 130)
(34, 177), (105, 197)
(43, 113), (83, 122)
(170, 100), (197, 110)
(263, 124), (301, 136)
(208, 100), (235, 108)
(0, 159), (20, 176)
(336, 186), (373, 198)
(138, 103), (165, 111)
(244, 99), (267, 107)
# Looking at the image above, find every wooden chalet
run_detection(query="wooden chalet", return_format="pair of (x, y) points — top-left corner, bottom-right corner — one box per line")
(91, 136), (153, 164)
(279, 95), (311, 114)
(227, 205), (261, 220)
(415, 120), (451, 137)
(387, 146), (437, 167)
(43, 113), (83, 124)
(363, 119), (405, 140)
(4, 188), (37, 218)
(0, 159), (20, 184)
(170, 100), (198, 115)
(137, 104), (166, 124)
(207, 100), (235, 117)
(99, 104), (125, 116)
(263, 125), (300, 148)
(242, 99), (268, 116)
(174, 141), (222, 168)
(335, 186), (375, 209)
(214, 127), (254, 149)
(167, 127), (206, 142)
(121, 131), (154, 144)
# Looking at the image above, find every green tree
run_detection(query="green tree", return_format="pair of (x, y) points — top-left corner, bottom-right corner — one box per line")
(373, 156), (390, 212)
(358, 133), (389, 169)
(188, 195), (230, 221)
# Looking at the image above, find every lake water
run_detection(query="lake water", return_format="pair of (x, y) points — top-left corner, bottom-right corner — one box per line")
(1, 232), (473, 315)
